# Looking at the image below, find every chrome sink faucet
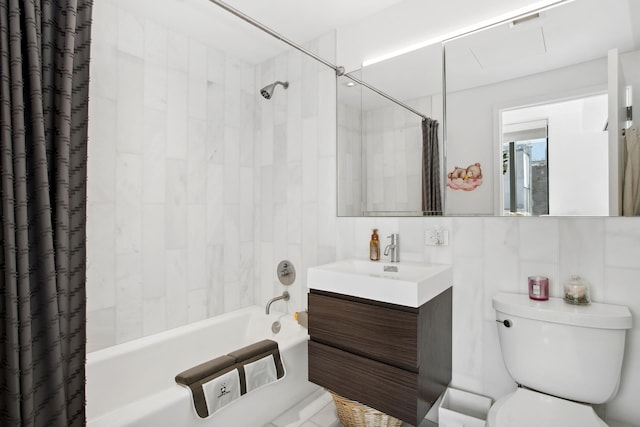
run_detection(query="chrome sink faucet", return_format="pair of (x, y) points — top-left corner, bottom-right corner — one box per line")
(384, 233), (399, 262)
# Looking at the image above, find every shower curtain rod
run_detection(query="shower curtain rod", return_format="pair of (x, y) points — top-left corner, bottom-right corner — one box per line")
(343, 72), (428, 120)
(207, 0), (429, 121)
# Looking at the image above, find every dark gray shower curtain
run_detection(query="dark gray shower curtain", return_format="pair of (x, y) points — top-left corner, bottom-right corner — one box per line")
(421, 118), (442, 214)
(0, 1), (92, 426)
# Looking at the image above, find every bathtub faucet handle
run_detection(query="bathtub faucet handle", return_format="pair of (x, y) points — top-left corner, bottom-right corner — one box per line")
(277, 260), (296, 286)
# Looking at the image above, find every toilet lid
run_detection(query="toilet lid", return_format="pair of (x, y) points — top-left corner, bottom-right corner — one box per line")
(487, 388), (607, 427)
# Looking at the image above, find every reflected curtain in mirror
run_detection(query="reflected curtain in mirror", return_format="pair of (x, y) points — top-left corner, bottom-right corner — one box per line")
(421, 118), (442, 214)
(0, 1), (93, 426)
(624, 125), (640, 215)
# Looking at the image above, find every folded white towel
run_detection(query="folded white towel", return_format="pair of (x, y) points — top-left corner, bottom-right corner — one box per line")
(202, 368), (241, 415)
(243, 354), (278, 392)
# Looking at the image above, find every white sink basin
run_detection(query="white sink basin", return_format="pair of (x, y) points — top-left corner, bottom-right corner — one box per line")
(307, 259), (452, 307)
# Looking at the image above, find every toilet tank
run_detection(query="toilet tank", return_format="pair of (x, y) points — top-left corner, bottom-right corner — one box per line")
(493, 292), (632, 404)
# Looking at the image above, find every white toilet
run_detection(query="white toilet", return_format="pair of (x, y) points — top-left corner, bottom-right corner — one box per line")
(488, 292), (632, 427)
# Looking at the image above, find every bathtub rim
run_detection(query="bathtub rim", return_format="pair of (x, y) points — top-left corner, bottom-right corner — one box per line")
(86, 306), (304, 365)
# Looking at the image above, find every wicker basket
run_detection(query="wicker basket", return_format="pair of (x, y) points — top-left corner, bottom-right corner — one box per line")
(329, 391), (403, 427)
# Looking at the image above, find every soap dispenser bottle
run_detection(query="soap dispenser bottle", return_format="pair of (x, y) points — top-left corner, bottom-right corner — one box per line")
(370, 229), (380, 261)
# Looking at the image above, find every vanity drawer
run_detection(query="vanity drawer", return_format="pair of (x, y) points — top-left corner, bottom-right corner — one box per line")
(308, 340), (419, 425)
(308, 291), (418, 370)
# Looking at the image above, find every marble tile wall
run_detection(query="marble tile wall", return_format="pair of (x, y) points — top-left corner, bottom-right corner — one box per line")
(363, 97), (432, 213)
(87, 0), (257, 351)
(337, 102), (362, 216)
(253, 33), (338, 322)
(337, 94), (440, 216)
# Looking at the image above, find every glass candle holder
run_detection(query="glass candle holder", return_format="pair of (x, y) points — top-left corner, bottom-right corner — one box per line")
(564, 275), (591, 305)
(528, 276), (549, 301)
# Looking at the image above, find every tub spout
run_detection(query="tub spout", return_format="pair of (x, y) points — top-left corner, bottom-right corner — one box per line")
(266, 291), (290, 314)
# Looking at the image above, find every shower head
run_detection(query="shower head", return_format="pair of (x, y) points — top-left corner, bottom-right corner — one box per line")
(260, 81), (289, 99)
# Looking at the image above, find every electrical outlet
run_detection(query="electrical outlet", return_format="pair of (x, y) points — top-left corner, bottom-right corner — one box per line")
(425, 228), (449, 246)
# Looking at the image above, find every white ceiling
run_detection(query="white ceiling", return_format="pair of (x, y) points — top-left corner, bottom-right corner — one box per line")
(445, 0), (640, 94)
(112, 0), (408, 64)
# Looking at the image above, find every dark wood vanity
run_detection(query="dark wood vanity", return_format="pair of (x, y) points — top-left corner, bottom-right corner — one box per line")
(307, 287), (452, 426)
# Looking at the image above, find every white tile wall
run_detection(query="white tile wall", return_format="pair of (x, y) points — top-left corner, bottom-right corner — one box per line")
(88, 0), (336, 350)
(362, 97), (433, 213)
(337, 102), (362, 216)
(87, 2), (640, 424)
(88, 0), (260, 350)
(252, 34), (338, 318)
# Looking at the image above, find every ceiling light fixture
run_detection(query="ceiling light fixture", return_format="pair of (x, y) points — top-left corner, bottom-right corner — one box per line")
(361, 0), (573, 68)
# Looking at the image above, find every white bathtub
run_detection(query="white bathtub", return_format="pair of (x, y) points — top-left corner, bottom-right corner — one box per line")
(86, 306), (320, 426)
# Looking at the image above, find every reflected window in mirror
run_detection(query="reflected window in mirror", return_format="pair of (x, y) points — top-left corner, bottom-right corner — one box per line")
(501, 94), (608, 216)
(503, 123), (549, 216)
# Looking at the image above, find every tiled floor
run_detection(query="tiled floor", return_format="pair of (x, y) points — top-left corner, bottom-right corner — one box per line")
(263, 389), (340, 427)
(264, 389), (438, 427)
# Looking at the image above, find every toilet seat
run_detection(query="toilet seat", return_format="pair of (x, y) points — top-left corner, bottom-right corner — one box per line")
(487, 388), (607, 427)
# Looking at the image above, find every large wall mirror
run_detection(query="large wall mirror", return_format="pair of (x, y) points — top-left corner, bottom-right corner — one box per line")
(337, 0), (640, 217)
